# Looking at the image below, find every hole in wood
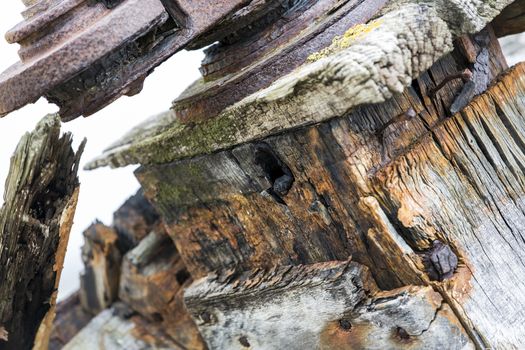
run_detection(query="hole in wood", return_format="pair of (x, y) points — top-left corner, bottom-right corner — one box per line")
(239, 335), (250, 348)
(254, 143), (294, 200)
(151, 312), (164, 323)
(175, 269), (191, 285)
(395, 327), (411, 342)
(339, 319), (352, 331)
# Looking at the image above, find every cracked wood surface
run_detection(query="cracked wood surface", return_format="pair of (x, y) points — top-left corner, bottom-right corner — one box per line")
(134, 30), (506, 282)
(184, 260), (473, 350)
(0, 115), (84, 350)
(86, 0), (515, 170)
(119, 229), (206, 349)
(133, 46), (525, 348)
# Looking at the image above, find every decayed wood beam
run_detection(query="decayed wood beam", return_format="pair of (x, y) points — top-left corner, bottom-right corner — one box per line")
(493, 0), (525, 37)
(126, 45), (525, 348)
(132, 29), (506, 284)
(49, 292), (93, 350)
(79, 222), (122, 315)
(177, 62), (525, 348)
(62, 304), (183, 349)
(184, 260), (473, 349)
(119, 230), (206, 349)
(86, 0), (515, 170)
(78, 190), (162, 315)
(0, 115), (84, 350)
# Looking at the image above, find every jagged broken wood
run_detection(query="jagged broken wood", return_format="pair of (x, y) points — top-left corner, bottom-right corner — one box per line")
(78, 190), (161, 316)
(185, 260), (473, 349)
(119, 230), (206, 349)
(0, 115), (84, 350)
(79, 223), (122, 315)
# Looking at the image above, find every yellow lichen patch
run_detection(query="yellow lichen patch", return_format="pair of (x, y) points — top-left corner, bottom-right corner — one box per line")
(307, 19), (384, 62)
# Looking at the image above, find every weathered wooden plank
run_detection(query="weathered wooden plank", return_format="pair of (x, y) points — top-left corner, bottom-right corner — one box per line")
(493, 0), (525, 37)
(0, 115), (84, 350)
(49, 292), (93, 350)
(119, 230), (206, 349)
(63, 304), (184, 349)
(86, 0), (514, 170)
(113, 189), (161, 250)
(184, 260), (473, 350)
(365, 63), (525, 348)
(134, 30), (506, 288)
(79, 222), (122, 315)
(133, 46), (525, 348)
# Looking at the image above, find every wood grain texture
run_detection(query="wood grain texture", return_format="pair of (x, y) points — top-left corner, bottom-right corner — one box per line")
(119, 230), (206, 349)
(0, 115), (84, 350)
(135, 31), (506, 286)
(86, 0), (513, 170)
(136, 48), (525, 348)
(79, 222), (122, 315)
(493, 0), (525, 37)
(62, 304), (184, 349)
(184, 260), (473, 350)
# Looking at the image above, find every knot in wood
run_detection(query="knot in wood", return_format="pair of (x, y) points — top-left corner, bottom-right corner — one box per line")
(424, 240), (458, 281)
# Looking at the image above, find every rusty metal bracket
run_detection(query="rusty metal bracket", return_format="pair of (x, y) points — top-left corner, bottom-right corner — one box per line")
(0, 0), (387, 122)
(0, 0), (280, 120)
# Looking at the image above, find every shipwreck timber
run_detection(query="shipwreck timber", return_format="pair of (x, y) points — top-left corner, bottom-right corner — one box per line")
(2, 0), (525, 349)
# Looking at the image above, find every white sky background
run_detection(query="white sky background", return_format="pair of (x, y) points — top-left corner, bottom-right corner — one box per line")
(0, 3), (203, 300)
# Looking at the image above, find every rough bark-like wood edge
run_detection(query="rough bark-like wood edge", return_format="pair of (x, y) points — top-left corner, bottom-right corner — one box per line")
(85, 0), (513, 170)
(0, 114), (84, 350)
(33, 187), (79, 350)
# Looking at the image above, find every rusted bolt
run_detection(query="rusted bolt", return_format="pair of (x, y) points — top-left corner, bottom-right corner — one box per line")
(239, 335), (250, 348)
(424, 240), (458, 281)
(339, 319), (352, 331)
(429, 69), (472, 98)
